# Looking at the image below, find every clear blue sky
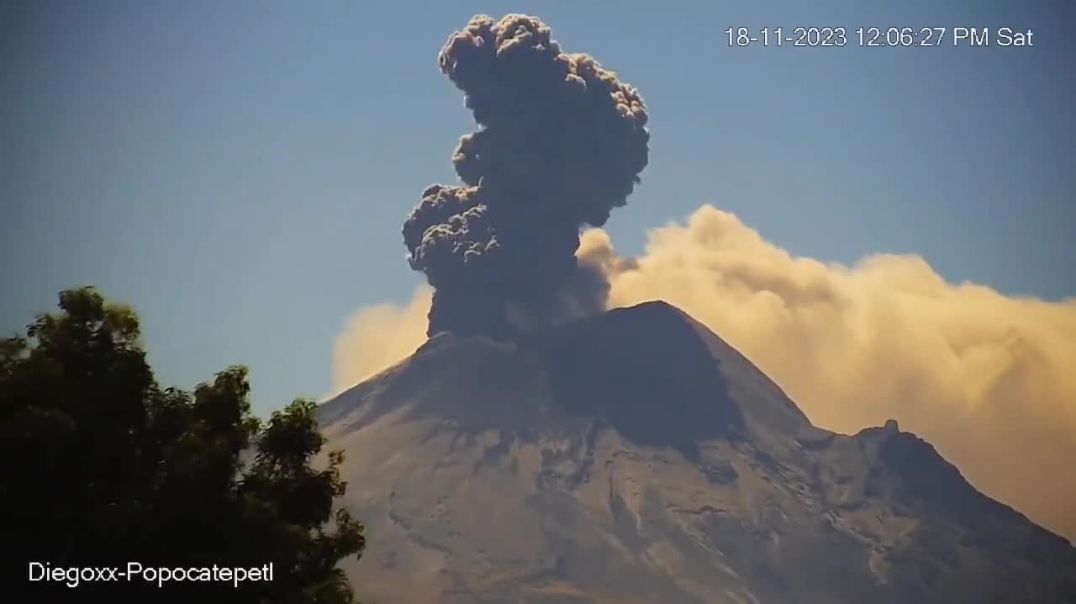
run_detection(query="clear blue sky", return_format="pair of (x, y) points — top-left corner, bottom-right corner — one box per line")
(2, 0), (1073, 416)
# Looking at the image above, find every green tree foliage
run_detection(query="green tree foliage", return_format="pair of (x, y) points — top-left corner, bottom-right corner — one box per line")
(0, 287), (365, 602)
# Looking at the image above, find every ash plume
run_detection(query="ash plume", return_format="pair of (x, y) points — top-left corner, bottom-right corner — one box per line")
(403, 14), (649, 338)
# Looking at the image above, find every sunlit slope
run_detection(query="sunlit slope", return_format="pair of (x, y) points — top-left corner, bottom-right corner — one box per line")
(321, 302), (1076, 604)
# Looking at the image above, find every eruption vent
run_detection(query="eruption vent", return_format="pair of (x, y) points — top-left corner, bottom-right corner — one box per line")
(403, 14), (650, 338)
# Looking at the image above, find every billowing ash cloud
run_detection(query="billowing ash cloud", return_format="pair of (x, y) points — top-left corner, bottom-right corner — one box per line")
(340, 206), (1076, 540)
(403, 14), (649, 338)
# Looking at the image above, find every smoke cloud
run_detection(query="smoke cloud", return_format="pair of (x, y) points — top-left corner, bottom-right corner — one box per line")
(335, 205), (1076, 540)
(583, 206), (1076, 540)
(332, 286), (432, 390)
(403, 14), (649, 338)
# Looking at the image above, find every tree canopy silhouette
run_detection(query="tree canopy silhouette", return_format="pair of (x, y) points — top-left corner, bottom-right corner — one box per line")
(0, 287), (365, 602)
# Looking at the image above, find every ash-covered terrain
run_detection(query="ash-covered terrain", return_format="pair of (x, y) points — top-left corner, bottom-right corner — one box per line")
(320, 301), (1076, 603)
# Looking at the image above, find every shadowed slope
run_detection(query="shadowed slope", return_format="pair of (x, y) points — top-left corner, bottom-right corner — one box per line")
(320, 302), (1076, 603)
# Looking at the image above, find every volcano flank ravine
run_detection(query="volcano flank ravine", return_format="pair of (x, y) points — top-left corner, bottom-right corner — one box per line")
(319, 301), (1076, 604)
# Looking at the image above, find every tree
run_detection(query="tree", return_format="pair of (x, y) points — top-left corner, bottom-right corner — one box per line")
(0, 287), (365, 602)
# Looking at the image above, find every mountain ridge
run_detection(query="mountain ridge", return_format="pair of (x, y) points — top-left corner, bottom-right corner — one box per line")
(321, 301), (1076, 603)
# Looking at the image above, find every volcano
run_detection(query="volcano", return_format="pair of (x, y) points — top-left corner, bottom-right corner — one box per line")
(320, 301), (1076, 603)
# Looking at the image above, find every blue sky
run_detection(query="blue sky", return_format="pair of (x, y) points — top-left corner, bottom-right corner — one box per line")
(2, 0), (1073, 416)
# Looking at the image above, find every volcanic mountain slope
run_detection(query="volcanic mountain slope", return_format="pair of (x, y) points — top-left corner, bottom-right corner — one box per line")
(320, 301), (1076, 603)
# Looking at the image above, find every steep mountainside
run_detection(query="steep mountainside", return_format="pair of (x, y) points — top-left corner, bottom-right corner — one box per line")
(320, 301), (1076, 603)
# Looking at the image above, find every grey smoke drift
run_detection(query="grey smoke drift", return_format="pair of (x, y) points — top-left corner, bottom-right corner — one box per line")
(403, 14), (650, 338)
